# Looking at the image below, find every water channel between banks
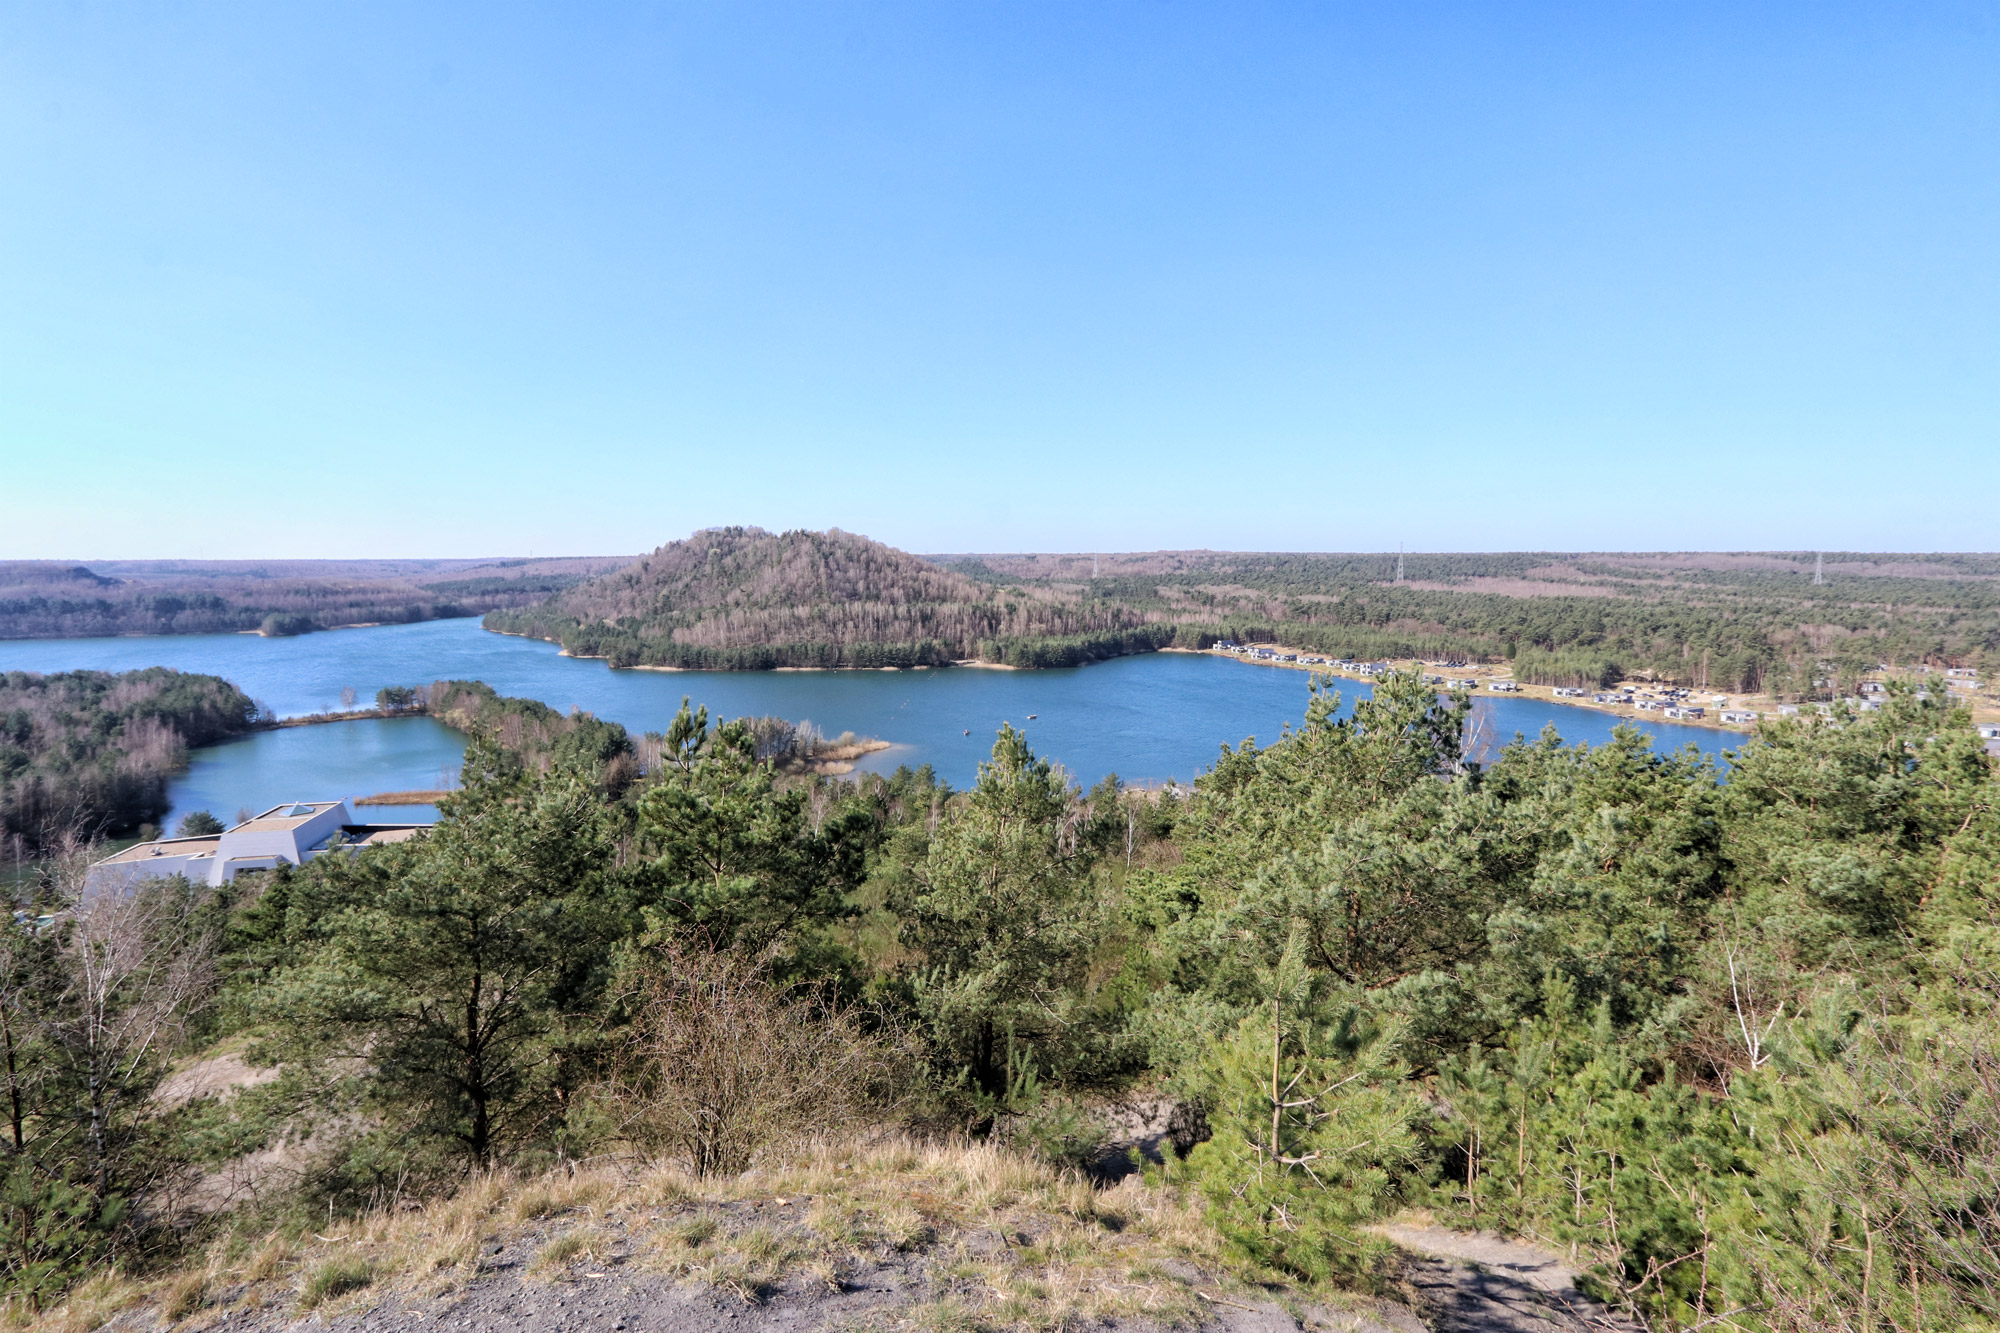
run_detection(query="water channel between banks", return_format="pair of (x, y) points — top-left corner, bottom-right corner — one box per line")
(0, 619), (1743, 831)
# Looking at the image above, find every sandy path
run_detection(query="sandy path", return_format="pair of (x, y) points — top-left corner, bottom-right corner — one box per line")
(1378, 1224), (1646, 1333)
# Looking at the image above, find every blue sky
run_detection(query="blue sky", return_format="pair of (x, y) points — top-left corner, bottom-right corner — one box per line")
(3, 2), (1995, 559)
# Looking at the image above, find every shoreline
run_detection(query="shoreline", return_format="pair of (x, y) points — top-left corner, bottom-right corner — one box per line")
(253, 707), (435, 731)
(779, 738), (895, 776)
(1200, 646), (1762, 735)
(554, 645), (1021, 673)
(355, 789), (454, 806)
(244, 704), (902, 777)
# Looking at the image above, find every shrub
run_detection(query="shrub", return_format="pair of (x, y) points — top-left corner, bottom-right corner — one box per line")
(174, 810), (225, 837)
(1011, 1098), (1111, 1174)
(1183, 1000), (1417, 1287)
(297, 1256), (372, 1309)
(0, 1169), (126, 1315)
(603, 942), (904, 1176)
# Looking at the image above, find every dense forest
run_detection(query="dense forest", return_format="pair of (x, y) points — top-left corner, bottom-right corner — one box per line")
(939, 549), (2000, 692)
(484, 527), (1177, 669)
(425, 678), (639, 791)
(0, 668), (261, 857)
(12, 672), (2000, 1330)
(486, 531), (2000, 691)
(0, 555), (634, 639)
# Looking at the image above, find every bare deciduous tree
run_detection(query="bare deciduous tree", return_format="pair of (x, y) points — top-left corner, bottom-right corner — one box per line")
(46, 846), (217, 1196)
(604, 942), (901, 1177)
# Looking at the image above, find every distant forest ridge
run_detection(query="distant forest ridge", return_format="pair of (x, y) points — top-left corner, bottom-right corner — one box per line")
(485, 531), (2000, 691)
(0, 554), (640, 640)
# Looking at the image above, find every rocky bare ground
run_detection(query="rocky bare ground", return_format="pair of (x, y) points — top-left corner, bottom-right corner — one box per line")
(86, 1210), (1640, 1333)
(67, 1113), (1642, 1333)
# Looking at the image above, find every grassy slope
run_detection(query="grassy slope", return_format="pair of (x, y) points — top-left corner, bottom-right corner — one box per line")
(47, 1140), (1425, 1333)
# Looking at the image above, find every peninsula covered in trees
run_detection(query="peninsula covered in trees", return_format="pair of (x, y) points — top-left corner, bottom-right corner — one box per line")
(0, 667), (261, 855)
(486, 527), (2000, 690)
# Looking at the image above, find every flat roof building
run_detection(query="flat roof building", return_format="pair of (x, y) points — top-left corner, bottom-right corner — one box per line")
(87, 800), (430, 895)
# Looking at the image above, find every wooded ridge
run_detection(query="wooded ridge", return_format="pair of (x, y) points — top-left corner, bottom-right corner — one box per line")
(0, 555), (637, 639)
(486, 529), (2000, 689)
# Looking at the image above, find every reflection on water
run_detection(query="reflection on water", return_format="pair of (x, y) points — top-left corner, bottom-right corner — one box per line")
(161, 717), (463, 835)
(0, 619), (1745, 823)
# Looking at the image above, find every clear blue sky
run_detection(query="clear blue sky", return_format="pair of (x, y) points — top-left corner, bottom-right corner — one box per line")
(3, 2), (1995, 559)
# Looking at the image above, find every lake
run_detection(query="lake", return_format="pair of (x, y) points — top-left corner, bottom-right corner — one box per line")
(0, 619), (1743, 828)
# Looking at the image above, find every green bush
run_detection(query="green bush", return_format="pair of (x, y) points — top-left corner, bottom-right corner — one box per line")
(175, 809), (225, 837)
(298, 1256), (373, 1309)
(1012, 1097), (1111, 1174)
(1183, 998), (1416, 1287)
(0, 1169), (126, 1314)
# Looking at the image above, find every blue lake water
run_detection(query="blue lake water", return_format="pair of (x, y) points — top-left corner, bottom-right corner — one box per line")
(168, 718), (464, 832)
(1, 619), (1742, 826)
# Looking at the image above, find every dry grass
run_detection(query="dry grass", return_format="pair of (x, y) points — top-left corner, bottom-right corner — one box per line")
(36, 1137), (1284, 1333)
(157, 1269), (209, 1322)
(297, 1255), (374, 1309)
(526, 1225), (612, 1280)
(27, 1270), (138, 1333)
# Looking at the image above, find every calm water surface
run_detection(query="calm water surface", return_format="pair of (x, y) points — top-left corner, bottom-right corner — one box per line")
(1, 620), (1742, 826)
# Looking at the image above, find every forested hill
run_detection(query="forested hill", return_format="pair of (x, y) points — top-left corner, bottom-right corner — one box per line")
(482, 527), (1183, 668)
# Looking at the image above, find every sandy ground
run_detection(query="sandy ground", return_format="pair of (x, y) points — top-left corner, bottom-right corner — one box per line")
(1377, 1225), (1646, 1333)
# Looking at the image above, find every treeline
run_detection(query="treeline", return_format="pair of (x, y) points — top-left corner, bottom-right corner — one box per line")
(0, 668), (261, 855)
(1057, 553), (1999, 690)
(0, 559), (623, 640)
(973, 624), (1188, 667)
(519, 628), (967, 670)
(1189, 620), (1489, 665)
(3, 589), (442, 640)
(1113, 584), (1790, 691)
(1509, 645), (1625, 687)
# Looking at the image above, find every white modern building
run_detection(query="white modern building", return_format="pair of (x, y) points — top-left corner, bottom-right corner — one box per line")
(87, 800), (430, 895)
